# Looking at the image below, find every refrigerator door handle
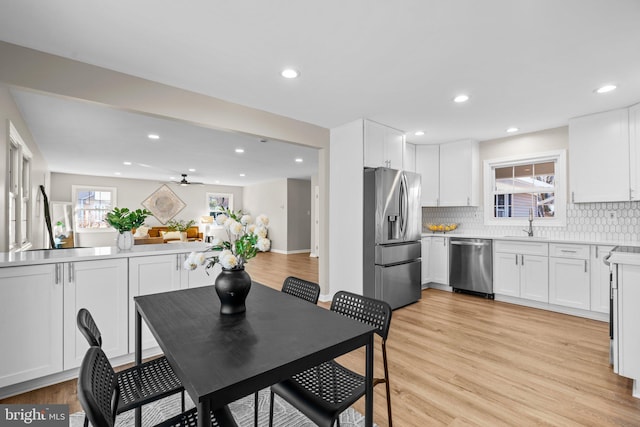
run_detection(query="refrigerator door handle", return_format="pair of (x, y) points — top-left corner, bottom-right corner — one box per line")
(399, 173), (408, 239)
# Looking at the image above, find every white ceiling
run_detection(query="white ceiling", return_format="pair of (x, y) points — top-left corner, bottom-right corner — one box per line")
(1, 0), (640, 183)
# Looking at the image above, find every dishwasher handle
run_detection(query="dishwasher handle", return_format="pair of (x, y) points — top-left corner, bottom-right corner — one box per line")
(450, 240), (490, 247)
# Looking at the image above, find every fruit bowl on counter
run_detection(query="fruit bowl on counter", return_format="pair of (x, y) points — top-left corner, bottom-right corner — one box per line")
(426, 223), (458, 233)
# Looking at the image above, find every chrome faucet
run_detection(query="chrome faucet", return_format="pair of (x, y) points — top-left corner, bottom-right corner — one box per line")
(523, 218), (534, 237)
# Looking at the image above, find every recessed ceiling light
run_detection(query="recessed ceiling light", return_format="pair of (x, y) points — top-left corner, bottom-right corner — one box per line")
(148, 134), (160, 140)
(595, 84), (617, 94)
(454, 94), (470, 103)
(123, 161), (132, 166)
(138, 163), (151, 168)
(295, 158), (303, 163)
(169, 176), (176, 180)
(506, 127), (519, 133)
(414, 131), (425, 136)
(281, 68), (299, 79)
(114, 172), (121, 176)
(188, 168), (196, 172)
(239, 173), (246, 177)
(235, 148), (245, 153)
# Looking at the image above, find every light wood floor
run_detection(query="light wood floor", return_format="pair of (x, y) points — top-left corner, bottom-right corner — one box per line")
(3, 251), (640, 426)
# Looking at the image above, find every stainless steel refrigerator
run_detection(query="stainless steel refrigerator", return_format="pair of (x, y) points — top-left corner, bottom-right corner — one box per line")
(363, 167), (422, 309)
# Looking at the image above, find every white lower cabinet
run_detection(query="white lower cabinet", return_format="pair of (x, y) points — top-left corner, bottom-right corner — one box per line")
(421, 237), (431, 285)
(179, 252), (222, 289)
(549, 244), (590, 310)
(591, 245), (615, 314)
(63, 259), (128, 370)
(429, 236), (449, 285)
(493, 240), (549, 302)
(129, 254), (182, 351)
(0, 264), (63, 388)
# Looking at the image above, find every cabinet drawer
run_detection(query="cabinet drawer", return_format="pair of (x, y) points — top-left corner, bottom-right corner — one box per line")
(494, 240), (548, 256)
(549, 243), (589, 259)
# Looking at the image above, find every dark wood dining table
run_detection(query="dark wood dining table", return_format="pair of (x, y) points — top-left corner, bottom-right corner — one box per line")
(134, 282), (376, 427)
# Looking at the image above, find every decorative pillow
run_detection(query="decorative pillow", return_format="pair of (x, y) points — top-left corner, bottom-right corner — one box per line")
(161, 231), (182, 240)
(134, 226), (150, 238)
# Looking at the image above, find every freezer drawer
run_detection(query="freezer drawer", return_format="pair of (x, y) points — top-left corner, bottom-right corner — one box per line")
(374, 259), (421, 309)
(375, 241), (421, 265)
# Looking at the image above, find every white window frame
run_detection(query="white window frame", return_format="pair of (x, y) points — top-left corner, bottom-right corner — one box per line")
(484, 150), (566, 227)
(72, 185), (117, 233)
(7, 122), (32, 252)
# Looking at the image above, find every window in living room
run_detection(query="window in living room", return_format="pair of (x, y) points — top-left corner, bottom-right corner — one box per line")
(7, 122), (32, 251)
(72, 186), (117, 232)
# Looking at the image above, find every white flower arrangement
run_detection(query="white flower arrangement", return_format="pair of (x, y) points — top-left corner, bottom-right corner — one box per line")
(184, 208), (270, 272)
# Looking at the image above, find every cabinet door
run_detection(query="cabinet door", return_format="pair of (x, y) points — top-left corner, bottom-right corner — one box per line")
(181, 253), (222, 289)
(63, 259), (128, 370)
(618, 264), (640, 379)
(0, 264), (63, 388)
(416, 144), (440, 206)
(493, 252), (520, 297)
(421, 237), (431, 285)
(520, 254), (549, 302)
(404, 142), (416, 172)
(590, 245), (614, 313)
(364, 120), (386, 168)
(385, 127), (404, 170)
(439, 140), (479, 206)
(429, 237), (449, 285)
(549, 257), (590, 309)
(630, 103), (640, 200)
(569, 108), (630, 203)
(129, 254), (182, 351)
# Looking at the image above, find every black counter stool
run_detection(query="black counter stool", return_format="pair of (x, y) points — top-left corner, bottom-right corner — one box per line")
(268, 291), (393, 427)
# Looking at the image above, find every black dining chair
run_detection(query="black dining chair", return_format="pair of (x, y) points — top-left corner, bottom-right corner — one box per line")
(76, 308), (185, 427)
(253, 277), (322, 425)
(281, 276), (321, 304)
(78, 346), (238, 427)
(268, 291), (393, 427)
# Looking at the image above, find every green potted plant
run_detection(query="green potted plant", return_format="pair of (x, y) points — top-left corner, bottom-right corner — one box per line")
(166, 219), (196, 241)
(105, 207), (152, 249)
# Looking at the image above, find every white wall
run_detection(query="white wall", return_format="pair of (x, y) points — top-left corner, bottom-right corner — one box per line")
(0, 83), (50, 251)
(242, 179), (287, 252)
(51, 172), (242, 247)
(329, 119), (365, 298)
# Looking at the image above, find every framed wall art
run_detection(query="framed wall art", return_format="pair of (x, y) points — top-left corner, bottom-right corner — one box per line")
(142, 185), (186, 224)
(206, 192), (233, 218)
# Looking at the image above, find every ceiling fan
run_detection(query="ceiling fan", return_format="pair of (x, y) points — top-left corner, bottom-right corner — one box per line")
(172, 174), (203, 186)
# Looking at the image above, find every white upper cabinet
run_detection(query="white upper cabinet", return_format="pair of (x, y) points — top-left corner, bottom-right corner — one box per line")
(363, 120), (405, 169)
(415, 139), (479, 207)
(404, 142), (416, 172)
(629, 103), (640, 199)
(569, 108), (630, 203)
(415, 144), (440, 206)
(439, 139), (480, 207)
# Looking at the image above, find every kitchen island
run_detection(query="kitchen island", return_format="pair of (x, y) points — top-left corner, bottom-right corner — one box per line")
(0, 242), (217, 399)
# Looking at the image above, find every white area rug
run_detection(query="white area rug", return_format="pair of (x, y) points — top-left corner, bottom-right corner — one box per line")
(70, 388), (376, 427)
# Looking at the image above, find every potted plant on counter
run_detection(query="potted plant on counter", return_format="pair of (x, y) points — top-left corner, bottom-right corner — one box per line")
(166, 219), (197, 242)
(105, 207), (152, 250)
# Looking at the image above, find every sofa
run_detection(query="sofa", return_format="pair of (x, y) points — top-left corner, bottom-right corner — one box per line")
(133, 226), (203, 245)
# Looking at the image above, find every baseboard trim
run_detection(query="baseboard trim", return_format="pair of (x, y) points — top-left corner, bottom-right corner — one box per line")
(270, 249), (312, 255)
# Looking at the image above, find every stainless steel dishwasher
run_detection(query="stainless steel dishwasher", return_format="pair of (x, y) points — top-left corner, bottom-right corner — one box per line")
(449, 238), (494, 298)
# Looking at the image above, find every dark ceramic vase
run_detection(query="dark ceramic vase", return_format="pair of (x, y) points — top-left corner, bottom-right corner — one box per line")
(214, 267), (252, 315)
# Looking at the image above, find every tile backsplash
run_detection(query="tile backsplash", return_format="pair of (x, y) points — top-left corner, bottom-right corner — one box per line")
(422, 201), (640, 242)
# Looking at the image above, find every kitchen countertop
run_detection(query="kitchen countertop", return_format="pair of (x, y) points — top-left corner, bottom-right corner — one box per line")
(0, 242), (211, 268)
(420, 232), (640, 247)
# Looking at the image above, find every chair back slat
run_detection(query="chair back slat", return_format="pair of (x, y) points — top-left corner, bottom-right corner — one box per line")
(77, 347), (118, 427)
(77, 308), (102, 347)
(282, 276), (321, 304)
(330, 291), (392, 340)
